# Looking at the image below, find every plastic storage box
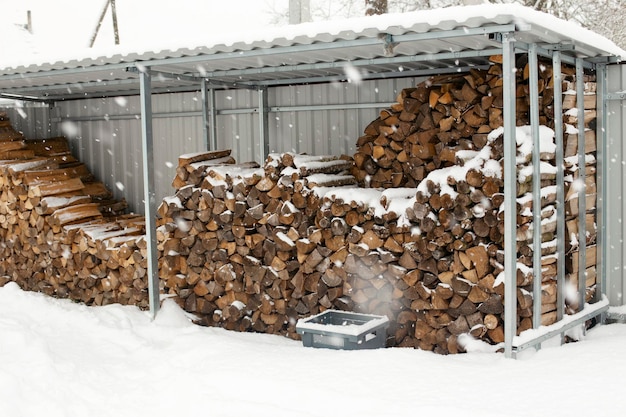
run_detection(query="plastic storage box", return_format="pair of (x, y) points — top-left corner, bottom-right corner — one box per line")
(296, 310), (389, 350)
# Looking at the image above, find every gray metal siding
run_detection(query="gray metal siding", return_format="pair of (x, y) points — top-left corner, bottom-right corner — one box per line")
(268, 77), (424, 156)
(4, 77), (424, 214)
(606, 64), (626, 306)
(1, 103), (52, 139)
(50, 77), (424, 213)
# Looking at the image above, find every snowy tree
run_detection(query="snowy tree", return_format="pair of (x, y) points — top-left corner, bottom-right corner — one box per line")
(365, 0), (388, 15)
(270, 0), (626, 48)
(484, 0), (626, 47)
(563, 0), (626, 48)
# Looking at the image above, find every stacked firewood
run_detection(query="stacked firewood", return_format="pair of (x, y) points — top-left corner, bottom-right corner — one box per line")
(158, 58), (597, 353)
(563, 73), (598, 310)
(0, 114), (148, 307)
(352, 65), (513, 189)
(351, 58), (597, 340)
(0, 112), (24, 142)
(157, 150), (355, 337)
(158, 140), (510, 352)
(1, 55), (597, 354)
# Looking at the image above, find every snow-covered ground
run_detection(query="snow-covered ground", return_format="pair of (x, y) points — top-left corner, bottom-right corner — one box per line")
(1, 281), (624, 417)
(1, 3), (625, 416)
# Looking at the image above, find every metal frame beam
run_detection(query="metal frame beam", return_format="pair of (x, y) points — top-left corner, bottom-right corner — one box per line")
(208, 87), (218, 150)
(0, 61), (494, 103)
(257, 87), (270, 164)
(201, 78), (210, 150)
(139, 69), (160, 319)
(596, 63), (607, 307)
(502, 32), (518, 359)
(529, 43), (543, 335)
(120, 24), (515, 70)
(504, 49), (609, 358)
(576, 58), (587, 312)
(195, 48), (501, 80)
(512, 298), (609, 355)
(52, 101), (398, 124)
(553, 51), (566, 324)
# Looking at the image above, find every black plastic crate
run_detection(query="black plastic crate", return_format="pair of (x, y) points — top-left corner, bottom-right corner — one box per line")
(296, 310), (389, 350)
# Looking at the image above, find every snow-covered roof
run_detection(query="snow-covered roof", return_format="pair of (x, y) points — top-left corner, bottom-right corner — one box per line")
(0, 4), (623, 102)
(0, 22), (38, 58)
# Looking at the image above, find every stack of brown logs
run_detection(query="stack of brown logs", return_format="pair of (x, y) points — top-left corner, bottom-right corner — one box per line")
(158, 57), (597, 353)
(351, 57), (597, 339)
(157, 150), (356, 337)
(158, 142), (509, 351)
(1, 53), (597, 354)
(0, 112), (148, 308)
(563, 76), (598, 311)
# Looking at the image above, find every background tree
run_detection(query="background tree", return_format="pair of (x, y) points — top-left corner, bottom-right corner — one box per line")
(365, 0), (388, 15)
(272, 0), (626, 48)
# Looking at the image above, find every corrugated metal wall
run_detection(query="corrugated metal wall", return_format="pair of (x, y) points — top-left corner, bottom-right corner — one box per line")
(1, 102), (53, 139)
(606, 64), (626, 307)
(3, 77), (424, 214)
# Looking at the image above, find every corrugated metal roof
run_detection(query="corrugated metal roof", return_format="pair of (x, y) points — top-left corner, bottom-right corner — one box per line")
(1, 4), (623, 102)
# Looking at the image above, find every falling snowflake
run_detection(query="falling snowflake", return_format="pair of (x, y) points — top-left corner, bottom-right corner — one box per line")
(60, 121), (79, 137)
(343, 62), (362, 84)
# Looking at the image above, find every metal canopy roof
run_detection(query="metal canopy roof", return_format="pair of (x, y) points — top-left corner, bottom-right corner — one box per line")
(0, 4), (623, 102)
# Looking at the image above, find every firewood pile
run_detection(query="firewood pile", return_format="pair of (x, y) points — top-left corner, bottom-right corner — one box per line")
(350, 57), (598, 340)
(158, 138), (508, 351)
(0, 54), (598, 354)
(157, 149), (355, 336)
(0, 112), (148, 308)
(158, 57), (598, 353)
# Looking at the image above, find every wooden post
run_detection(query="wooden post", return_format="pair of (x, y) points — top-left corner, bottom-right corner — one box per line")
(110, 0), (120, 45)
(89, 0), (120, 47)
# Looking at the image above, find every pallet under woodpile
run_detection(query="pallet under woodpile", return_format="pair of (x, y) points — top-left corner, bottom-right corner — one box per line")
(0, 112), (148, 308)
(0, 54), (598, 354)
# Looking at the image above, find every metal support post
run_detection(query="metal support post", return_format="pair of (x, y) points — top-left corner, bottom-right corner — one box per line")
(139, 68), (160, 319)
(257, 87), (270, 164)
(576, 58), (587, 312)
(502, 32), (518, 358)
(201, 79), (218, 151)
(201, 78), (209, 150)
(595, 63), (607, 309)
(208, 88), (218, 151)
(552, 52), (566, 324)
(529, 44), (543, 334)
(47, 102), (59, 137)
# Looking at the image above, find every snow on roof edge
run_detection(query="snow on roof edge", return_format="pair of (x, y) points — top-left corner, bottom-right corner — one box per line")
(1, 4), (623, 74)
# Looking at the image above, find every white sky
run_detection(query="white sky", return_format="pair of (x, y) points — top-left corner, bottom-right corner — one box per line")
(3, 1), (624, 66)
(4, 0), (286, 49)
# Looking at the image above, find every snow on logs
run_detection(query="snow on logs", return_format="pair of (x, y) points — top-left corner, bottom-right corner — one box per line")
(158, 143), (510, 351)
(158, 58), (598, 353)
(157, 151), (356, 335)
(350, 59), (598, 337)
(0, 55), (598, 355)
(0, 114), (147, 307)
